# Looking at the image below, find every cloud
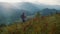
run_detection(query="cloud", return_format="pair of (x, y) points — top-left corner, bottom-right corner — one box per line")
(35, 0), (60, 5)
(0, 0), (60, 5)
(20, 0), (60, 5)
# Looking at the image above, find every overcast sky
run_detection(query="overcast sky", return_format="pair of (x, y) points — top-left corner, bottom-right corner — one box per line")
(0, 0), (60, 5)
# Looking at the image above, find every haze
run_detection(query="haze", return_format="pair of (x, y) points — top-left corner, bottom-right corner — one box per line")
(0, 0), (60, 5)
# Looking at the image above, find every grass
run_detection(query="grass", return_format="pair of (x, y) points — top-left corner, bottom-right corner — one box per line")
(0, 14), (60, 34)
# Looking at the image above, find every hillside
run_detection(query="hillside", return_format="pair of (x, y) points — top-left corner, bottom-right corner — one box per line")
(0, 13), (60, 34)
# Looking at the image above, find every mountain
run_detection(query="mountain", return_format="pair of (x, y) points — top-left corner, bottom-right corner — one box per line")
(0, 2), (41, 24)
(35, 3), (60, 10)
(0, 2), (60, 25)
(41, 8), (58, 16)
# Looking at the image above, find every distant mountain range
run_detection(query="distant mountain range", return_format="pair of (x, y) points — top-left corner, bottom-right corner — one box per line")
(0, 2), (60, 25)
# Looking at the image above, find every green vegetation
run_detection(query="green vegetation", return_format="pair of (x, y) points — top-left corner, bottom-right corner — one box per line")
(0, 12), (60, 34)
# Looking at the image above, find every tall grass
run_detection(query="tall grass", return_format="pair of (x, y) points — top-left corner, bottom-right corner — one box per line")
(0, 13), (60, 34)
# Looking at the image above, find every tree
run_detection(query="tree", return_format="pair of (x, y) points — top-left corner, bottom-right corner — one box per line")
(35, 11), (40, 18)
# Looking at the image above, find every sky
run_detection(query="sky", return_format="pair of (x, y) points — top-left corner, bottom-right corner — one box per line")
(0, 0), (60, 5)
